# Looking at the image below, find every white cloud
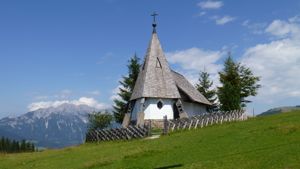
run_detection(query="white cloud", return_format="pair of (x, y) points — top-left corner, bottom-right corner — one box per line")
(242, 20), (250, 26)
(166, 47), (226, 88)
(197, 11), (207, 17)
(241, 39), (300, 100)
(110, 85), (122, 101)
(241, 16), (300, 103)
(242, 20), (267, 34)
(28, 97), (110, 111)
(198, 0), (223, 9)
(289, 15), (300, 23)
(265, 19), (300, 38)
(214, 15), (236, 25)
(166, 47), (224, 75)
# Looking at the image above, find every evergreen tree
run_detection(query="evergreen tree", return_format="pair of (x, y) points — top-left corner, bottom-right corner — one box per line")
(0, 137), (4, 151)
(5, 138), (10, 152)
(20, 140), (26, 152)
(239, 65), (261, 107)
(195, 70), (217, 110)
(113, 54), (140, 123)
(218, 81), (241, 111)
(12, 140), (18, 153)
(16, 141), (21, 152)
(88, 111), (113, 131)
(218, 53), (260, 111)
(218, 55), (241, 111)
(31, 143), (35, 152)
(0, 137), (35, 153)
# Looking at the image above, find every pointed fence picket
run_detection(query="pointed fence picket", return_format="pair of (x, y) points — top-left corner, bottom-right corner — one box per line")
(86, 125), (150, 143)
(167, 110), (246, 132)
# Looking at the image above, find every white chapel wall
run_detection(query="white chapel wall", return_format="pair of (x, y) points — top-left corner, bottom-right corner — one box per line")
(143, 98), (175, 120)
(131, 98), (208, 121)
(131, 98), (175, 120)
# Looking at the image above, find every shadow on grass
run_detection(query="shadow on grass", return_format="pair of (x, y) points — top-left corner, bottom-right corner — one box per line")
(154, 164), (183, 169)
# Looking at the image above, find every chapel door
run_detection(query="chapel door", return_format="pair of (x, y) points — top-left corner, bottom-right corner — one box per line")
(173, 103), (180, 119)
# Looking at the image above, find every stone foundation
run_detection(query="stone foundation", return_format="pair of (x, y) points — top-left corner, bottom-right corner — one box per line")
(144, 119), (165, 129)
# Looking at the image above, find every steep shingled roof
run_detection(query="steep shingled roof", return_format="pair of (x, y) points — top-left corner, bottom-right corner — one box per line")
(130, 31), (211, 106)
(130, 32), (181, 100)
(171, 71), (211, 105)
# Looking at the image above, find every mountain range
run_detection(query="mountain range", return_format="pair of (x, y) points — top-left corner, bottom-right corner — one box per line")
(0, 104), (100, 148)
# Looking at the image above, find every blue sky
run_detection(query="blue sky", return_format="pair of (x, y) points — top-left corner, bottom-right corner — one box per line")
(0, 0), (300, 117)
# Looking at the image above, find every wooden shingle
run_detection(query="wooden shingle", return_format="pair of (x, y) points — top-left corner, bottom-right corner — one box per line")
(130, 31), (211, 106)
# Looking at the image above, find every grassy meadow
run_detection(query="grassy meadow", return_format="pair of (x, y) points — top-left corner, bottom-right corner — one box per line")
(0, 110), (300, 169)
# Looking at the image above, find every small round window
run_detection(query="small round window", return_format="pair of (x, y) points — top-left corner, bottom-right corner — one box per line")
(157, 100), (164, 109)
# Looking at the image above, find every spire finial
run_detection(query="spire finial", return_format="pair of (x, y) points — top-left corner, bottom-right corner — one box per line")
(151, 12), (158, 33)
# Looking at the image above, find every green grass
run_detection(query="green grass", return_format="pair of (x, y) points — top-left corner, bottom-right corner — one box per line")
(1, 111), (300, 169)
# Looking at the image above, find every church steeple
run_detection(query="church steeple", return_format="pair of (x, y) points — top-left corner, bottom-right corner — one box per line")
(151, 12), (158, 33)
(130, 13), (181, 101)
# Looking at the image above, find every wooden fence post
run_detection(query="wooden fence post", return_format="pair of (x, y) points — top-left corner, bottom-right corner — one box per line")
(163, 115), (168, 135)
(148, 120), (152, 136)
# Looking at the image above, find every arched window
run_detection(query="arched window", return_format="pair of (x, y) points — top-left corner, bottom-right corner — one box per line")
(157, 100), (164, 109)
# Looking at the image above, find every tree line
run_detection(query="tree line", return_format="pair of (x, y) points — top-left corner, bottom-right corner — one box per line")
(0, 137), (35, 153)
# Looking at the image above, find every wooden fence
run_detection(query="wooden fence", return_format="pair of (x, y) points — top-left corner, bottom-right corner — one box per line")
(86, 110), (246, 142)
(86, 125), (150, 142)
(166, 110), (246, 132)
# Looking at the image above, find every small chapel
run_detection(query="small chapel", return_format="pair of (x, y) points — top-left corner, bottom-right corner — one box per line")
(123, 14), (212, 127)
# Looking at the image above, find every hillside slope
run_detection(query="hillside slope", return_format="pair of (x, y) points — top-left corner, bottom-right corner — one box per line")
(259, 105), (300, 116)
(1, 111), (300, 169)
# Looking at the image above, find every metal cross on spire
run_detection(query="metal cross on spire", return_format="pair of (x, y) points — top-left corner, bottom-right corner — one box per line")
(151, 12), (158, 23)
(151, 12), (158, 33)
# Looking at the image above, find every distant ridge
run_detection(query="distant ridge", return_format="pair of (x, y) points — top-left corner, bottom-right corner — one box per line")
(0, 103), (102, 148)
(259, 105), (300, 116)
